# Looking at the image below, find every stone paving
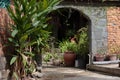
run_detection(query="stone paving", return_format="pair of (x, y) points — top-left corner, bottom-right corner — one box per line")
(40, 66), (120, 80)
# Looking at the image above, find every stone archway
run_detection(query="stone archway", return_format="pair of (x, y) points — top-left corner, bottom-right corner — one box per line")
(48, 7), (91, 66)
(53, 5), (107, 64)
(49, 8), (90, 41)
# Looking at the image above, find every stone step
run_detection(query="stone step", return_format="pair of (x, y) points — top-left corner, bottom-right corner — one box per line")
(87, 64), (120, 76)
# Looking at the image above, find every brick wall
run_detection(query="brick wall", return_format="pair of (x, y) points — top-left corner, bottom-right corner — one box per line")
(0, 4), (14, 56)
(0, 8), (10, 56)
(0, 3), (14, 79)
(107, 7), (120, 48)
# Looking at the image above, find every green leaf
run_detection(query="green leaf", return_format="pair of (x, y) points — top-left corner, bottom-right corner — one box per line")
(43, 0), (48, 9)
(10, 56), (17, 65)
(21, 54), (27, 67)
(20, 34), (28, 43)
(8, 38), (13, 42)
(33, 21), (40, 27)
(13, 72), (18, 80)
(24, 52), (35, 56)
(11, 29), (18, 37)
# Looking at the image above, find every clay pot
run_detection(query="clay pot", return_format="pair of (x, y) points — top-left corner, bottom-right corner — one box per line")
(94, 54), (105, 61)
(108, 54), (117, 61)
(95, 56), (105, 61)
(64, 51), (76, 67)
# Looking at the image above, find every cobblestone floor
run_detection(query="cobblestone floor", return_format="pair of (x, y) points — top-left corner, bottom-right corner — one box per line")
(40, 66), (120, 80)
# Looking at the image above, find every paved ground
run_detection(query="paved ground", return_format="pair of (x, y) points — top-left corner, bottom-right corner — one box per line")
(41, 66), (120, 80)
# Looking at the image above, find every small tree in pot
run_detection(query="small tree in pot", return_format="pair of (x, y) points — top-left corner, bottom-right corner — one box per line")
(75, 27), (89, 68)
(94, 47), (106, 61)
(59, 40), (77, 67)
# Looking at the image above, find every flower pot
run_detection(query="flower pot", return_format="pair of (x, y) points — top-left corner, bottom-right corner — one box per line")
(108, 54), (117, 61)
(94, 54), (105, 61)
(64, 51), (76, 67)
(95, 56), (105, 61)
(76, 55), (88, 69)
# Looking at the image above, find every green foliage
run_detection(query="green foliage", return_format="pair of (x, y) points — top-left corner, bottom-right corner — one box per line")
(43, 53), (53, 64)
(76, 27), (89, 56)
(59, 27), (89, 56)
(7, 0), (60, 79)
(13, 72), (19, 80)
(59, 40), (77, 53)
(10, 56), (17, 65)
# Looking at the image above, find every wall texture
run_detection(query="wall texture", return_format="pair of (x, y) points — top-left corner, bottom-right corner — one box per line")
(0, 5), (14, 80)
(107, 7), (120, 49)
(56, 5), (108, 54)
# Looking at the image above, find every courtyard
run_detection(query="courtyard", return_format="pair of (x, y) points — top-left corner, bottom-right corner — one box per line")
(0, 0), (120, 80)
(40, 65), (120, 80)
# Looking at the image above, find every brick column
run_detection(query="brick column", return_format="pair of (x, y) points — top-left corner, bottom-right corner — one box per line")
(107, 7), (120, 48)
(0, 6), (13, 80)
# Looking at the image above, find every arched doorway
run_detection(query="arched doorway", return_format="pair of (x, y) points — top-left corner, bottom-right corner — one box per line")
(45, 8), (91, 68)
(48, 8), (90, 42)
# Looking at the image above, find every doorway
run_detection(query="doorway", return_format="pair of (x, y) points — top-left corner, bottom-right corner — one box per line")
(44, 8), (91, 68)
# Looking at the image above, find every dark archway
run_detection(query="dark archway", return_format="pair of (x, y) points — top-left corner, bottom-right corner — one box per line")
(48, 8), (90, 42)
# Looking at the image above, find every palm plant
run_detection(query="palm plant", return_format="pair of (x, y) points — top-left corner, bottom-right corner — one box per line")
(7, 0), (60, 79)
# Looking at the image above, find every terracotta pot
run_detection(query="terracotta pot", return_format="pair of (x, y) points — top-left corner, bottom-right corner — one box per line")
(64, 51), (76, 67)
(108, 54), (117, 61)
(95, 56), (105, 61)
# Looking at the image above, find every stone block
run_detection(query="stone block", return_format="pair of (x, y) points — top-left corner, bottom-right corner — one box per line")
(0, 57), (6, 70)
(0, 71), (1, 79)
(1, 70), (9, 79)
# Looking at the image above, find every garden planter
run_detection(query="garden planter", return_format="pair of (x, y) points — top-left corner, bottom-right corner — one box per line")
(94, 55), (105, 61)
(64, 51), (76, 67)
(108, 54), (117, 61)
(76, 55), (88, 69)
(78, 58), (86, 69)
(95, 56), (104, 61)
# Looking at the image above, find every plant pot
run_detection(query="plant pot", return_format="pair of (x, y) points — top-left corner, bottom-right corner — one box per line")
(78, 58), (86, 69)
(95, 55), (105, 61)
(108, 54), (117, 61)
(64, 51), (76, 67)
(76, 55), (88, 69)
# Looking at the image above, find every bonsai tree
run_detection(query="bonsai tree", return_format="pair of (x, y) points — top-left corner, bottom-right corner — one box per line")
(7, 0), (60, 79)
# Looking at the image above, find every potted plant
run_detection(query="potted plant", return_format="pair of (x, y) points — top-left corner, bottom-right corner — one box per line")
(94, 47), (107, 61)
(107, 45), (119, 61)
(75, 27), (89, 68)
(59, 40), (77, 67)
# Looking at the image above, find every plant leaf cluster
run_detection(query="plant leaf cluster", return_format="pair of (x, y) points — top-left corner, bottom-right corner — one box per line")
(7, 0), (60, 79)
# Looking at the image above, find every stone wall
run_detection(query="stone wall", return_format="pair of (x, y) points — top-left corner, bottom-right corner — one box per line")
(56, 5), (108, 54)
(107, 7), (120, 48)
